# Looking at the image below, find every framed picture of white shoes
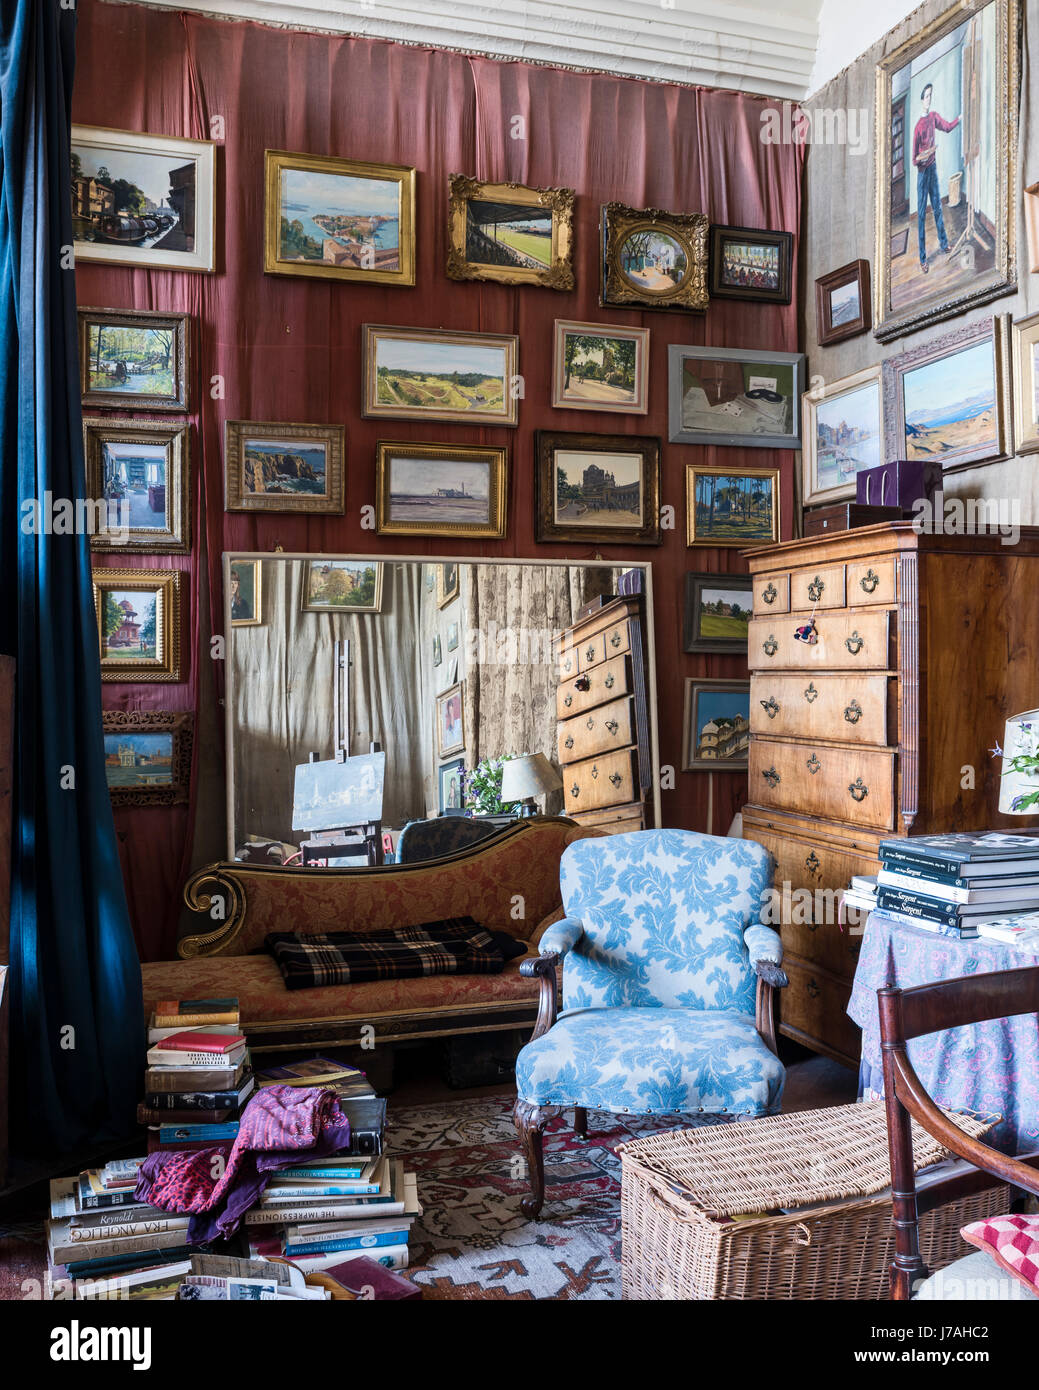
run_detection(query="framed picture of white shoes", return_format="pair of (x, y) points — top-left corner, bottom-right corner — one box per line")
(667, 344), (805, 449)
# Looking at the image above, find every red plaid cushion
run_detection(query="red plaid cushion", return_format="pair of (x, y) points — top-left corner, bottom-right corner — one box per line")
(961, 1214), (1039, 1296)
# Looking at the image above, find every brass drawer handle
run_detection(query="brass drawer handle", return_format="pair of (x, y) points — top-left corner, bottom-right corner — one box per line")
(763, 634), (778, 657)
(807, 754), (821, 775)
(762, 581), (778, 605)
(803, 682), (818, 704)
(604, 673), (615, 689)
(605, 719), (619, 735)
(609, 772), (623, 788)
(575, 675), (591, 691)
(762, 766), (781, 788)
(805, 851), (820, 876)
(860, 569), (880, 594)
(807, 576), (825, 602)
(570, 783), (580, 799)
(610, 631), (622, 647)
(845, 631), (864, 655)
(844, 699), (863, 724)
(848, 777), (869, 803)
(585, 643), (597, 661)
(759, 696), (780, 719)
(806, 977), (821, 999)
(564, 734), (574, 750)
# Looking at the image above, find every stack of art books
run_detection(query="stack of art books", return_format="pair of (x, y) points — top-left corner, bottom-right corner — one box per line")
(140, 997), (253, 1154)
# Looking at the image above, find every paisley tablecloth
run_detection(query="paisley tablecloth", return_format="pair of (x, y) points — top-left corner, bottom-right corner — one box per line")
(847, 911), (1039, 1153)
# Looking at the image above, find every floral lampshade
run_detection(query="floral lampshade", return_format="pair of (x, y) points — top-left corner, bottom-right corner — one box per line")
(998, 710), (1039, 815)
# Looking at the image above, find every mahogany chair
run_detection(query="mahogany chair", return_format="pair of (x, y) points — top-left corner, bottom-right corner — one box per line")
(879, 967), (1039, 1300)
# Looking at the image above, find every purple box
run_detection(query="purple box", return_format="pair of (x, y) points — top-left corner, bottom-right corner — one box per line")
(855, 459), (942, 511)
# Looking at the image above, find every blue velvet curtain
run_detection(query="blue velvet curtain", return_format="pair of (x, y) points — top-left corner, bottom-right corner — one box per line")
(0, 0), (143, 1153)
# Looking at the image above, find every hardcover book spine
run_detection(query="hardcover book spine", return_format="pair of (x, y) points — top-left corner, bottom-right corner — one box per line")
(875, 909), (977, 939)
(283, 1229), (406, 1255)
(876, 889), (960, 924)
(143, 1087), (243, 1109)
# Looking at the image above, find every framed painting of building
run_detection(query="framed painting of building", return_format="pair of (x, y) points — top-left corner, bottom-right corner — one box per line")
(534, 431), (661, 546)
(92, 568), (182, 682)
(802, 367), (883, 506)
(682, 679), (751, 771)
(873, 0), (1019, 341)
(301, 560), (383, 613)
(102, 710), (193, 807)
(447, 176), (574, 290)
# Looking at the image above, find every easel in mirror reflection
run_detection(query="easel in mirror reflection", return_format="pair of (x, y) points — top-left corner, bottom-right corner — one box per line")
(293, 640), (386, 866)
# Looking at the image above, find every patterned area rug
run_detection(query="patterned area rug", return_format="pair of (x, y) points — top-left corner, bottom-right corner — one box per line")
(390, 1093), (723, 1300)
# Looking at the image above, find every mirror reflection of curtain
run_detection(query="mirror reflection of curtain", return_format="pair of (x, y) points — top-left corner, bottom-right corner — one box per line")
(231, 560), (425, 847)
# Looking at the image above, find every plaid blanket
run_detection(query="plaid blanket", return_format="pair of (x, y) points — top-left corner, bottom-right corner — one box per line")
(265, 917), (507, 990)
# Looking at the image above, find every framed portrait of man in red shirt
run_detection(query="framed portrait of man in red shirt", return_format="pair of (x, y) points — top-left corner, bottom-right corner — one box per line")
(874, 0), (1019, 341)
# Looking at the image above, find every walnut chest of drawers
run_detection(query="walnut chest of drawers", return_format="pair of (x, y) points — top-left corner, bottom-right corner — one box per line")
(742, 523), (1039, 1067)
(556, 594), (654, 832)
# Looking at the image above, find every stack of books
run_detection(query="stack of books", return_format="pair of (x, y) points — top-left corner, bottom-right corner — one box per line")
(244, 1057), (421, 1274)
(140, 997), (254, 1153)
(875, 832), (1039, 942)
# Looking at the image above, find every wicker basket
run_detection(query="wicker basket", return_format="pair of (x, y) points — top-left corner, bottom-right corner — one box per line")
(618, 1102), (1008, 1301)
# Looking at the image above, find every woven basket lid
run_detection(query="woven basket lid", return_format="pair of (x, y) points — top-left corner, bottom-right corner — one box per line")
(618, 1100), (994, 1219)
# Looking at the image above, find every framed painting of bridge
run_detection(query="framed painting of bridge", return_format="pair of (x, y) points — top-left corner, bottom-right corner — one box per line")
(600, 202), (709, 312)
(102, 710), (193, 807)
(446, 175), (575, 290)
(375, 441), (508, 539)
(264, 150), (415, 286)
(70, 125), (216, 272)
(362, 325), (519, 428)
(79, 308), (190, 412)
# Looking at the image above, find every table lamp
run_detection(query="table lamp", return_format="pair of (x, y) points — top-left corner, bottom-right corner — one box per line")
(500, 753), (563, 817)
(998, 709), (1039, 815)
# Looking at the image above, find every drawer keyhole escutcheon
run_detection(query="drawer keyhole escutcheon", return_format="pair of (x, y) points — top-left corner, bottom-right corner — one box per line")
(860, 569), (880, 594)
(805, 851), (820, 876)
(590, 764), (599, 780)
(807, 576), (825, 602)
(762, 766), (781, 788)
(586, 717), (595, 730)
(570, 783), (580, 799)
(562, 658), (573, 673)
(604, 674), (615, 689)
(763, 581), (778, 605)
(848, 777), (869, 802)
(763, 634), (779, 657)
(609, 772), (623, 788)
(564, 734), (574, 750)
(564, 694), (573, 708)
(803, 682), (818, 704)
(586, 644), (597, 661)
(806, 978), (821, 999)
(605, 719), (619, 735)
(844, 700), (863, 724)
(807, 754), (821, 775)
(760, 696), (780, 719)
(610, 631), (622, 647)
(845, 631), (864, 655)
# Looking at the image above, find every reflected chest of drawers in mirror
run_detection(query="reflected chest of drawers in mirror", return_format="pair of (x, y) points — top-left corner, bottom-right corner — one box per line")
(742, 523), (1039, 1067)
(555, 594), (654, 833)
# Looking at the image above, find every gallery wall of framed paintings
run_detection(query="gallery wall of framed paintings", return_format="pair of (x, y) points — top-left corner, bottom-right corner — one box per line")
(72, 3), (804, 959)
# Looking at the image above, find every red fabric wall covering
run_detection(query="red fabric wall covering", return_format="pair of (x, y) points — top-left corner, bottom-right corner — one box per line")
(74, 4), (804, 962)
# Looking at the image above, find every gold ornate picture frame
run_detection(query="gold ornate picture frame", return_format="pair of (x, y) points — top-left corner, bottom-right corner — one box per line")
(102, 710), (193, 806)
(376, 441), (508, 538)
(600, 202), (709, 312)
(224, 419), (345, 515)
(264, 150), (415, 286)
(83, 417), (190, 554)
(93, 568), (182, 682)
(446, 175), (574, 290)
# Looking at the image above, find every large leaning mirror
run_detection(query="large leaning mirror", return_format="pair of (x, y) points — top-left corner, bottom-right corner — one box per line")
(223, 554), (661, 863)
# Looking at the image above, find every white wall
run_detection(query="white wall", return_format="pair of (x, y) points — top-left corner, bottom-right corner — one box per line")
(809, 0), (924, 95)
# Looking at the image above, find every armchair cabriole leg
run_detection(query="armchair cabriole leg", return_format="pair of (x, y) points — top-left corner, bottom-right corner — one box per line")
(574, 1106), (588, 1141)
(513, 1098), (557, 1219)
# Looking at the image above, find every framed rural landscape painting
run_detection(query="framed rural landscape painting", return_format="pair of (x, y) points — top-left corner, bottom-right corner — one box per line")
(873, 0), (1019, 341)
(882, 315), (1011, 471)
(600, 202), (709, 312)
(363, 325), (519, 428)
(78, 308), (190, 411)
(668, 345), (804, 449)
(534, 431), (661, 546)
(102, 710), (193, 807)
(815, 260), (872, 345)
(682, 679), (751, 771)
(376, 442), (507, 538)
(683, 574), (753, 654)
(264, 150), (415, 286)
(301, 560), (383, 614)
(709, 224), (793, 304)
(447, 176), (574, 290)
(552, 320), (649, 414)
(83, 417), (190, 553)
(686, 465), (780, 548)
(224, 420), (345, 514)
(70, 125), (216, 272)
(802, 367), (883, 506)
(93, 568), (182, 683)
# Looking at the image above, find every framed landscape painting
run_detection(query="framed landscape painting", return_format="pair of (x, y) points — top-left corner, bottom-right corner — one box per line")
(78, 308), (190, 411)
(682, 679), (751, 771)
(70, 125), (216, 272)
(552, 320), (649, 414)
(873, 0), (1019, 341)
(447, 176), (574, 290)
(301, 560), (383, 614)
(802, 367), (883, 506)
(534, 431), (661, 546)
(229, 559), (262, 627)
(102, 710), (193, 807)
(93, 568), (182, 682)
(815, 260), (872, 345)
(686, 465), (780, 548)
(683, 574), (753, 654)
(375, 441), (507, 539)
(264, 150), (415, 286)
(363, 325), (519, 428)
(83, 417), (189, 553)
(224, 420), (345, 514)
(882, 315), (1011, 471)
(709, 224), (793, 304)
(600, 202), (709, 312)
(668, 345), (804, 449)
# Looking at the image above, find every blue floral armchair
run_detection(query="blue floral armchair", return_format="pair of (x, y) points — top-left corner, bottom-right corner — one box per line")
(513, 829), (787, 1217)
